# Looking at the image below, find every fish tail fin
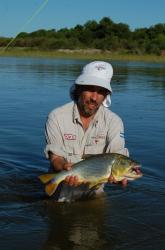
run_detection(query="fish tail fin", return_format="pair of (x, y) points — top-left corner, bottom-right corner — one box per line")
(38, 173), (56, 184)
(45, 181), (58, 196)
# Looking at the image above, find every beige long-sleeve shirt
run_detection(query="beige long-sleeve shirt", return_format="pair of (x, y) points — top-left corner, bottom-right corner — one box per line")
(45, 101), (129, 164)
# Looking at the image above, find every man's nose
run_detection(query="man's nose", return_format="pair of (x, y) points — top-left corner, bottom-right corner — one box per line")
(90, 91), (98, 100)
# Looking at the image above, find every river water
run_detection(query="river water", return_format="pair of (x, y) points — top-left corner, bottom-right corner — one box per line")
(0, 57), (165, 250)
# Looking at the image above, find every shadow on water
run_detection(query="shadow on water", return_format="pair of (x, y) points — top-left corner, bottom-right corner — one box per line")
(40, 198), (110, 250)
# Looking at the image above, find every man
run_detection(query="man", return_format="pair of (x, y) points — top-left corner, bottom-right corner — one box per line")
(45, 61), (129, 200)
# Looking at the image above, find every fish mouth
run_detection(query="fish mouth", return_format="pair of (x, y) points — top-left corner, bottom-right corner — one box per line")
(125, 165), (143, 180)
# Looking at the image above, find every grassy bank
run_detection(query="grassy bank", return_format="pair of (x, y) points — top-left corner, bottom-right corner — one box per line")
(1, 48), (165, 63)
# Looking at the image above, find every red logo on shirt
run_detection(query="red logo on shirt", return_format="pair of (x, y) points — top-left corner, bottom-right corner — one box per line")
(64, 134), (76, 140)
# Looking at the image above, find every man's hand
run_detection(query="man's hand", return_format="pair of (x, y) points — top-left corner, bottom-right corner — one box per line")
(63, 162), (72, 171)
(64, 175), (79, 186)
(49, 152), (73, 172)
(108, 175), (128, 187)
(49, 153), (81, 187)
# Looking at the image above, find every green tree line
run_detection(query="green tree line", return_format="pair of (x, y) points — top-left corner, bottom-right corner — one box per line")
(1, 17), (165, 55)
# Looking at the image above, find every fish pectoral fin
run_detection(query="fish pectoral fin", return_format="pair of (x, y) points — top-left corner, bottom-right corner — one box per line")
(45, 182), (58, 196)
(38, 174), (56, 184)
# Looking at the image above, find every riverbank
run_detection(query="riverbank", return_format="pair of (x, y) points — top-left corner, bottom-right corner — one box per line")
(1, 48), (165, 63)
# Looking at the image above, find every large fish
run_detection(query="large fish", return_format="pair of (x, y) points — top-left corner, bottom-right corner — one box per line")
(39, 153), (142, 197)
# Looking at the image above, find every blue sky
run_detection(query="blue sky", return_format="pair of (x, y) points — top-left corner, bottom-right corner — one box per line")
(0, 0), (165, 37)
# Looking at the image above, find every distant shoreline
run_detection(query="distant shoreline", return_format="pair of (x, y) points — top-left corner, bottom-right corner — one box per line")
(1, 48), (165, 63)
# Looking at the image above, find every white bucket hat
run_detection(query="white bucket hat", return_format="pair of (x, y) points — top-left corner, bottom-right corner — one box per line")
(75, 61), (113, 92)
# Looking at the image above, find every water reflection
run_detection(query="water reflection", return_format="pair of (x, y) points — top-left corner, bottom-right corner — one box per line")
(41, 197), (110, 250)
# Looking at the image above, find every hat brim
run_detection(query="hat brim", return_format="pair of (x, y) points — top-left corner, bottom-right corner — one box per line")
(75, 74), (112, 92)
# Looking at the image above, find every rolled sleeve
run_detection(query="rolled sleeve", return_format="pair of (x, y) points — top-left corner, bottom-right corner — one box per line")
(44, 114), (66, 159)
(106, 116), (129, 157)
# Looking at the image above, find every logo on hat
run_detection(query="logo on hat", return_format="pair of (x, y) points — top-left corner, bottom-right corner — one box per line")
(95, 64), (106, 71)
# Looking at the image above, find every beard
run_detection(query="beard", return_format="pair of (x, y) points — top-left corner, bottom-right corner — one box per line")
(78, 98), (99, 117)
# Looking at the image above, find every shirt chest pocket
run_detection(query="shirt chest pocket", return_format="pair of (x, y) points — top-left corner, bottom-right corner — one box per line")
(63, 141), (82, 163)
(84, 134), (107, 155)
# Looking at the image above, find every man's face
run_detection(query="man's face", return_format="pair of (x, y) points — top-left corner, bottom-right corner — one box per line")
(77, 85), (109, 117)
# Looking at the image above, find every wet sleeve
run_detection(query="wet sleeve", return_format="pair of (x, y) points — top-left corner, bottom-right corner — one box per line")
(106, 117), (129, 156)
(44, 114), (66, 159)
